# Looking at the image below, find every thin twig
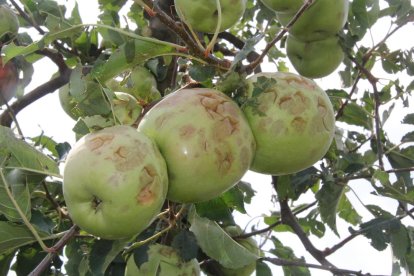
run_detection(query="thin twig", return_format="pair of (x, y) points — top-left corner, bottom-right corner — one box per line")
(263, 257), (387, 276)
(236, 201), (317, 239)
(28, 225), (79, 276)
(0, 68), (71, 127)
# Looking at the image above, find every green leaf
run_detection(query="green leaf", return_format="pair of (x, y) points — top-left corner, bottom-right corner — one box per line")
(0, 169), (32, 222)
(0, 221), (49, 255)
(337, 193), (362, 226)
(337, 103), (372, 129)
(195, 197), (234, 224)
(256, 260), (272, 276)
(84, 238), (132, 276)
(220, 185), (247, 214)
(171, 230), (199, 262)
(316, 179), (347, 235)
(92, 38), (180, 83)
(0, 126), (59, 176)
(188, 207), (259, 269)
(0, 250), (16, 275)
(402, 113), (414, 125)
(269, 237), (311, 276)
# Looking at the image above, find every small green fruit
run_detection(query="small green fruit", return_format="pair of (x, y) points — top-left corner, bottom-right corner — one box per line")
(286, 35), (344, 78)
(112, 92), (142, 125)
(243, 72), (335, 175)
(276, 0), (349, 41)
(260, 0), (303, 13)
(58, 84), (79, 120)
(63, 125), (168, 239)
(174, 0), (247, 33)
(138, 88), (255, 203)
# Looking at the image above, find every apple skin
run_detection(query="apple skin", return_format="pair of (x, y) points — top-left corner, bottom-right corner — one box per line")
(58, 84), (79, 120)
(277, 0), (349, 41)
(260, 0), (303, 14)
(0, 5), (19, 42)
(174, 0), (247, 33)
(242, 72), (335, 175)
(138, 88), (255, 203)
(0, 58), (18, 105)
(286, 35), (344, 79)
(63, 125), (168, 239)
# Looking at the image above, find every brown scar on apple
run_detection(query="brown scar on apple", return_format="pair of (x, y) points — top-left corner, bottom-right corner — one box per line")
(291, 117), (307, 132)
(284, 76), (317, 90)
(215, 148), (233, 174)
(137, 165), (158, 204)
(279, 91), (309, 115)
(87, 135), (114, 151)
(179, 124), (196, 139)
(317, 97), (334, 131)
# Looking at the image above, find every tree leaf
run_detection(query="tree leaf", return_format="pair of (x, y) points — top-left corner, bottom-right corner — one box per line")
(270, 237), (311, 276)
(402, 113), (414, 125)
(316, 179), (346, 235)
(0, 126), (59, 176)
(337, 103), (372, 129)
(0, 221), (49, 255)
(188, 207), (258, 269)
(0, 169), (33, 222)
(84, 238), (131, 276)
(171, 230), (199, 262)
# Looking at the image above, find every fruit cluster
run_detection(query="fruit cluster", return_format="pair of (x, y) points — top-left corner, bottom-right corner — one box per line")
(262, 0), (349, 78)
(63, 72), (335, 239)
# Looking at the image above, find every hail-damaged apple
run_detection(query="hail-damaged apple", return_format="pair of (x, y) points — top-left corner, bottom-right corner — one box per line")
(63, 125), (168, 239)
(174, 0), (247, 33)
(242, 72), (335, 175)
(138, 88), (255, 203)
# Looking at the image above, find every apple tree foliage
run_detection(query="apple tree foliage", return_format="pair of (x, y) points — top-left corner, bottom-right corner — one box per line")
(0, 0), (414, 275)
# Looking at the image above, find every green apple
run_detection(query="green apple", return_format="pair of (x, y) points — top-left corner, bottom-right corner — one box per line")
(112, 92), (142, 125)
(106, 66), (161, 104)
(242, 72), (335, 175)
(286, 35), (344, 78)
(58, 84), (80, 120)
(138, 88), (255, 203)
(0, 58), (18, 105)
(277, 0), (349, 41)
(0, 5), (19, 42)
(174, 0), (247, 33)
(63, 125), (168, 239)
(260, 0), (303, 14)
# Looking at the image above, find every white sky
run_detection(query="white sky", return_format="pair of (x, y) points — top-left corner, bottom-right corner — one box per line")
(5, 0), (414, 275)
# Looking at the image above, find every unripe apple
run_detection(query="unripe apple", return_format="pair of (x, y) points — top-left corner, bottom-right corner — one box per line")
(106, 66), (161, 104)
(112, 92), (142, 125)
(174, 0), (247, 33)
(277, 0), (349, 42)
(260, 0), (303, 14)
(0, 5), (19, 42)
(286, 35), (344, 79)
(63, 125), (168, 239)
(58, 84), (79, 120)
(138, 88), (255, 203)
(0, 58), (18, 105)
(242, 72), (335, 175)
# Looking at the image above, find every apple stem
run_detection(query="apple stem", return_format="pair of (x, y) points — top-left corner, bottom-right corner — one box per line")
(205, 0), (222, 57)
(0, 167), (51, 252)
